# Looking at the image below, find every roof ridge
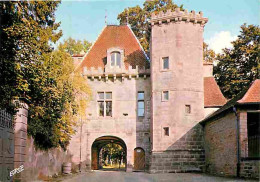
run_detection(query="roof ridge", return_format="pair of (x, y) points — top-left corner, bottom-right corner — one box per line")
(126, 25), (150, 61)
(238, 79), (260, 103)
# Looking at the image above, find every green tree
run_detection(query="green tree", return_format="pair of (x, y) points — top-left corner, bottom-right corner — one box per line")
(101, 143), (125, 167)
(28, 48), (89, 150)
(117, 0), (183, 53)
(0, 1), (90, 150)
(214, 24), (260, 99)
(58, 37), (92, 55)
(0, 1), (61, 112)
(203, 42), (216, 63)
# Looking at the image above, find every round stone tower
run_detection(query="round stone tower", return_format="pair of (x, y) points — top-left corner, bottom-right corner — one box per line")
(149, 8), (208, 173)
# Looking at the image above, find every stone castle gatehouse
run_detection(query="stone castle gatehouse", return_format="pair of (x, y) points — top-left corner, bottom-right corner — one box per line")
(68, 8), (227, 173)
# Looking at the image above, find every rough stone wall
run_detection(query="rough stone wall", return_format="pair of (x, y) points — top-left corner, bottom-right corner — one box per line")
(21, 137), (71, 181)
(150, 14), (205, 172)
(240, 160), (259, 179)
(13, 102), (28, 181)
(150, 124), (205, 173)
(66, 76), (151, 171)
(204, 112), (238, 177)
(11, 102), (71, 182)
(150, 17), (204, 151)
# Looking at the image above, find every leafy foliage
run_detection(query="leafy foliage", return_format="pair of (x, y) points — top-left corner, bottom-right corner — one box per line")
(117, 0), (183, 53)
(101, 143), (125, 167)
(214, 24), (260, 99)
(28, 49), (90, 150)
(0, 1), (61, 112)
(203, 42), (216, 63)
(58, 37), (92, 55)
(0, 1), (90, 150)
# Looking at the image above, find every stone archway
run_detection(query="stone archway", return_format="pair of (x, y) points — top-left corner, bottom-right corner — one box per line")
(91, 136), (127, 171)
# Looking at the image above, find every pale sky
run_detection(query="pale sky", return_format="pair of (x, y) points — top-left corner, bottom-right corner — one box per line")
(55, 0), (259, 54)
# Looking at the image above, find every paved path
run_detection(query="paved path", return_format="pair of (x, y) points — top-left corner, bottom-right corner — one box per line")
(51, 171), (257, 182)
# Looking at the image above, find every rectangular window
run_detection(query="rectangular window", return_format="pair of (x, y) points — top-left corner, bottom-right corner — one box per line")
(185, 105), (191, 114)
(162, 91), (169, 101)
(111, 52), (121, 67)
(247, 113), (260, 158)
(111, 53), (115, 66)
(162, 57), (169, 69)
(98, 101), (104, 116)
(116, 54), (121, 67)
(97, 92), (112, 117)
(163, 127), (169, 136)
(106, 101), (112, 116)
(138, 92), (145, 117)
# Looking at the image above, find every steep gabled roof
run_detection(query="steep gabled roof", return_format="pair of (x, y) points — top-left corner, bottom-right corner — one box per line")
(201, 79), (260, 125)
(204, 77), (227, 107)
(238, 79), (260, 103)
(78, 25), (149, 71)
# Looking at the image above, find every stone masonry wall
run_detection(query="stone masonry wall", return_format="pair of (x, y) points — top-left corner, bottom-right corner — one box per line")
(150, 9), (206, 173)
(66, 76), (151, 171)
(204, 112), (238, 177)
(149, 124), (205, 173)
(12, 102), (72, 182)
(21, 137), (71, 181)
(240, 160), (259, 179)
(13, 102), (28, 182)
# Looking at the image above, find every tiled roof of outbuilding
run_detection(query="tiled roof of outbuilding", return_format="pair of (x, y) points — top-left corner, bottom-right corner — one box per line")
(201, 79), (260, 125)
(77, 25), (149, 71)
(204, 77), (227, 107)
(238, 79), (260, 103)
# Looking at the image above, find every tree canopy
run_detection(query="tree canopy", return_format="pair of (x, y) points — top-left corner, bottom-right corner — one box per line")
(214, 24), (260, 99)
(0, 1), (62, 112)
(203, 42), (216, 63)
(58, 37), (92, 55)
(117, 0), (183, 53)
(0, 1), (89, 150)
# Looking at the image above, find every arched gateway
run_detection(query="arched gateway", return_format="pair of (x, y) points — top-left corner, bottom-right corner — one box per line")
(91, 136), (127, 170)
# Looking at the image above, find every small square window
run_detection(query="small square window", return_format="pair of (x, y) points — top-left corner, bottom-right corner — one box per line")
(162, 57), (169, 69)
(162, 91), (169, 101)
(163, 127), (169, 136)
(185, 105), (191, 114)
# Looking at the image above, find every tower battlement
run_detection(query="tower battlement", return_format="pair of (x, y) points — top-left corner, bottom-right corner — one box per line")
(150, 8), (208, 26)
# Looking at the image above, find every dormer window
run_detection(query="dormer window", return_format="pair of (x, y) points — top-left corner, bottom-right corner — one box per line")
(107, 48), (124, 69)
(111, 51), (121, 67)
